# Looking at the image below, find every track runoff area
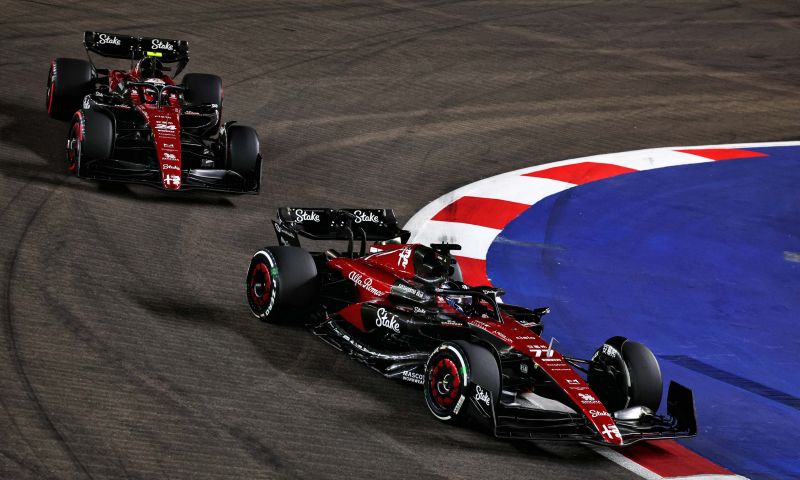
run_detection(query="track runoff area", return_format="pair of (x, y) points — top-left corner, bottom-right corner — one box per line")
(405, 142), (800, 480)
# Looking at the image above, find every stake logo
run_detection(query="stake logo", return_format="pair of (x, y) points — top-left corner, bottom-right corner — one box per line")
(151, 39), (174, 51)
(474, 385), (491, 406)
(294, 209), (320, 222)
(98, 34), (121, 45)
(375, 308), (400, 333)
(353, 210), (380, 223)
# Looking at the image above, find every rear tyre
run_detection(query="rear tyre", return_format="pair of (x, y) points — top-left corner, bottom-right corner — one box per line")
(227, 125), (260, 175)
(246, 247), (318, 322)
(424, 341), (500, 424)
(66, 110), (113, 176)
(47, 58), (94, 121)
(182, 73), (223, 106)
(588, 336), (663, 412)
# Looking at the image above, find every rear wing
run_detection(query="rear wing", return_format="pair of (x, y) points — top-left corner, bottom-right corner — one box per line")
(83, 31), (189, 74)
(273, 208), (411, 257)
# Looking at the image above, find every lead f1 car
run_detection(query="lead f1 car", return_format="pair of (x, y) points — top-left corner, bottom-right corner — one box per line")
(245, 208), (697, 446)
(46, 32), (261, 193)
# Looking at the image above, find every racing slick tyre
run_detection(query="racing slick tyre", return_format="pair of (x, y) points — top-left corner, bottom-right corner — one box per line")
(246, 247), (319, 323)
(66, 110), (113, 176)
(424, 341), (500, 424)
(587, 336), (663, 413)
(47, 58), (94, 121)
(182, 73), (223, 106)
(227, 125), (260, 187)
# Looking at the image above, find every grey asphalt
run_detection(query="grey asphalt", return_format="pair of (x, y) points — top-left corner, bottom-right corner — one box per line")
(1, 1), (798, 478)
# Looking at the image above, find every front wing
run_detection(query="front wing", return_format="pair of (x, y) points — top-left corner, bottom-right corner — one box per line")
(472, 381), (697, 446)
(77, 159), (262, 194)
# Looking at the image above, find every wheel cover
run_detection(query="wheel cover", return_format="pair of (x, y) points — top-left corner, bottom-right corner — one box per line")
(66, 121), (81, 173)
(249, 262), (272, 307)
(429, 357), (461, 409)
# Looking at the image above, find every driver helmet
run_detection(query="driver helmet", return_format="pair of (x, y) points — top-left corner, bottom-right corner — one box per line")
(135, 57), (165, 79)
(442, 280), (472, 312)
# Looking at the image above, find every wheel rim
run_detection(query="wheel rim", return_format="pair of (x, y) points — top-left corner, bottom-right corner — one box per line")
(66, 121), (81, 173)
(429, 357), (461, 410)
(249, 261), (272, 307)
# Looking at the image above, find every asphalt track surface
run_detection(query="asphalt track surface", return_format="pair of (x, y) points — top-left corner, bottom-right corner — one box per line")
(1, 1), (798, 479)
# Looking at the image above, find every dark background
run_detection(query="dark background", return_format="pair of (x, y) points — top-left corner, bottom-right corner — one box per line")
(1, 1), (798, 478)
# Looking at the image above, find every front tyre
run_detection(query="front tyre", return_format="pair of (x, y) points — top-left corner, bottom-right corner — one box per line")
(66, 110), (113, 176)
(424, 341), (500, 424)
(588, 336), (663, 412)
(227, 125), (261, 188)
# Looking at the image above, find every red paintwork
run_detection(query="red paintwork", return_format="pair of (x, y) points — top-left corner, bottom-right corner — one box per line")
(331, 243), (623, 445)
(328, 257), (395, 304)
(103, 67), (184, 189)
(337, 303), (365, 331)
(362, 244), (416, 281)
(468, 311), (622, 445)
(136, 104), (182, 190)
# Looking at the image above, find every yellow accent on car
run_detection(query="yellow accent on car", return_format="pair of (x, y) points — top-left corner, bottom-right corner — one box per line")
(146, 51), (163, 57)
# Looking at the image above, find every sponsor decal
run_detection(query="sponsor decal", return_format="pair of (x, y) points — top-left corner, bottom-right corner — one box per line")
(519, 363), (528, 374)
(601, 424), (622, 441)
(348, 271), (386, 297)
(162, 164), (180, 171)
(375, 308), (400, 333)
(393, 282), (426, 300)
(413, 306), (427, 314)
(469, 319), (490, 330)
(294, 209), (320, 222)
(453, 395), (465, 415)
(163, 143), (175, 149)
(83, 97), (91, 109)
(163, 174), (181, 188)
(353, 210), (380, 223)
(155, 122), (177, 131)
(589, 409), (611, 418)
(162, 152), (177, 161)
(474, 386), (491, 406)
(98, 33), (121, 45)
(440, 320), (462, 327)
(397, 246), (412, 269)
(602, 344), (618, 358)
(516, 335), (537, 340)
(566, 379), (580, 385)
(569, 385), (590, 391)
(151, 39), (174, 51)
(578, 392), (602, 404)
(493, 331), (513, 343)
(527, 347), (555, 358)
(402, 370), (424, 384)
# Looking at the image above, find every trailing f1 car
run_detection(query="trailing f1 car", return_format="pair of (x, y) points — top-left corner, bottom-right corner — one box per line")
(46, 32), (261, 193)
(245, 208), (697, 446)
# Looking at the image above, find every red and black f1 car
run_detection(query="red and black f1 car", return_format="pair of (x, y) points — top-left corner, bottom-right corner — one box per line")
(46, 32), (261, 193)
(245, 208), (697, 446)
